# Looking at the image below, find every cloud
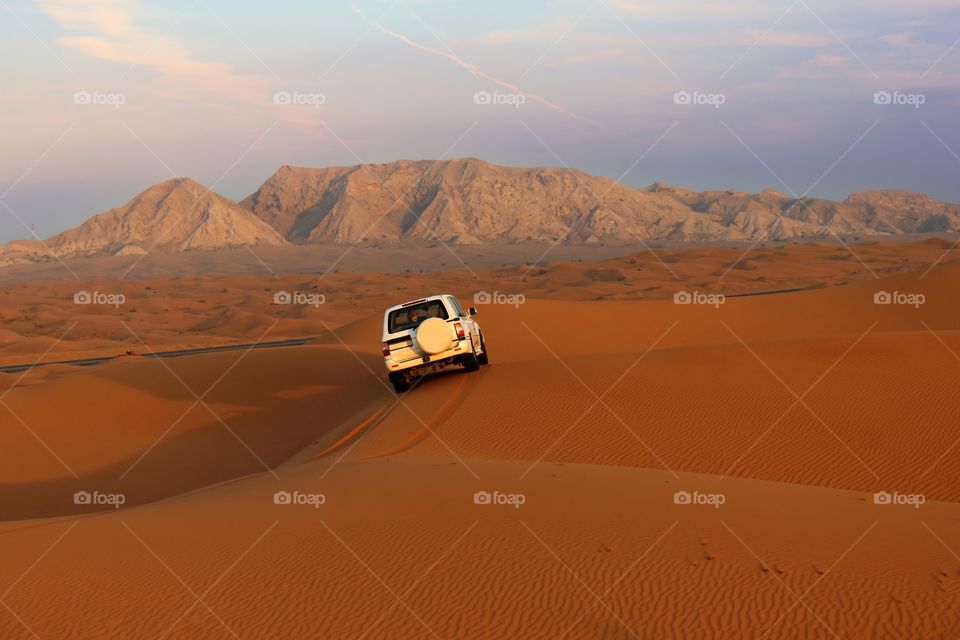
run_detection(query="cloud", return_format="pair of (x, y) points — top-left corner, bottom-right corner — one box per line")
(864, 0), (960, 7)
(606, 0), (766, 20)
(881, 32), (917, 47)
(748, 29), (836, 48)
(350, 0), (594, 123)
(40, 0), (271, 107)
(464, 20), (573, 46)
(552, 48), (627, 66)
(41, 0), (134, 36)
(810, 53), (848, 67)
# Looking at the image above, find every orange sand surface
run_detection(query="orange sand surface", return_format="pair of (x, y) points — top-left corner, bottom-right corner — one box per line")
(1, 239), (958, 638)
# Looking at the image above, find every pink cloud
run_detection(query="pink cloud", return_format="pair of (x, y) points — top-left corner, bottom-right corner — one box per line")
(747, 29), (836, 48)
(41, 0), (272, 108)
(811, 53), (848, 67)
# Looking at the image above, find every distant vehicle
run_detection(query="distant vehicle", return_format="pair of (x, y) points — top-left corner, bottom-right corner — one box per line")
(381, 294), (488, 393)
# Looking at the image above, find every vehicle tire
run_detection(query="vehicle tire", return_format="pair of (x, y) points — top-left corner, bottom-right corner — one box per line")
(415, 317), (451, 355)
(462, 344), (480, 372)
(389, 374), (410, 394)
(477, 333), (489, 366)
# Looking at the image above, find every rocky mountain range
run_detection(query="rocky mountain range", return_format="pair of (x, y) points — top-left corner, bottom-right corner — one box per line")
(0, 178), (283, 266)
(243, 160), (960, 244)
(2, 158), (958, 266)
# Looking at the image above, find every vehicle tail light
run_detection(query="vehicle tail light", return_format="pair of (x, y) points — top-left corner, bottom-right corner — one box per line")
(454, 322), (465, 339)
(381, 341), (391, 356)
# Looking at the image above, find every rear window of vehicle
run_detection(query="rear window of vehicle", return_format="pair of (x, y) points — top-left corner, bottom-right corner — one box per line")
(388, 300), (449, 333)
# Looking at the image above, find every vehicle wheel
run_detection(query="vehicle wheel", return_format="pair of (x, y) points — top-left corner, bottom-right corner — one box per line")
(477, 333), (489, 366)
(389, 374), (410, 394)
(462, 344), (480, 372)
(415, 317), (451, 355)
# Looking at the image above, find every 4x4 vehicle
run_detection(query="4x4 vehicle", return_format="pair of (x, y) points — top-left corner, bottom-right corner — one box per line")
(382, 294), (488, 393)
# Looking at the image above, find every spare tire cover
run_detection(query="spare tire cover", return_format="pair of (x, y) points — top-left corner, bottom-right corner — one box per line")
(415, 317), (451, 355)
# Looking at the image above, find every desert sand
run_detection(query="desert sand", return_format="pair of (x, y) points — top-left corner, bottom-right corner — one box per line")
(1, 239), (958, 638)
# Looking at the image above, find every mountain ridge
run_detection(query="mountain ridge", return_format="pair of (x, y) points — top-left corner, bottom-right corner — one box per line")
(2, 159), (958, 266)
(0, 178), (285, 266)
(241, 158), (960, 244)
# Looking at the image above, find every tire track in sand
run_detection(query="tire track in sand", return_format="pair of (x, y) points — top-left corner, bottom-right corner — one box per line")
(351, 367), (487, 461)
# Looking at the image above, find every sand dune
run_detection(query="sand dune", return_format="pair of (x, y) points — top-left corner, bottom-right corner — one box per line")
(0, 345), (389, 520)
(0, 242), (958, 638)
(0, 238), (955, 366)
(2, 462), (959, 638)
(325, 265), (960, 500)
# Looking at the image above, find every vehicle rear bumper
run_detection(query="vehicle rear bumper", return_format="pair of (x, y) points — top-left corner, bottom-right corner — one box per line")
(383, 339), (471, 374)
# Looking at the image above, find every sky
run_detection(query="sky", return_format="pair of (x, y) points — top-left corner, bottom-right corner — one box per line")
(0, 0), (958, 241)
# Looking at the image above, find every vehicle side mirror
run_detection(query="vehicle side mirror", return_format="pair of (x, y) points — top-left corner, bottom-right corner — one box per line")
(469, 307), (478, 316)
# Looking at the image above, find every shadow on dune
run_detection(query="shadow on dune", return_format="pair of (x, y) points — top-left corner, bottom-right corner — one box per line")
(0, 346), (390, 521)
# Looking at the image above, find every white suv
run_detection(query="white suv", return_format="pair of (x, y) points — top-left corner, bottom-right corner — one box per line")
(382, 294), (488, 393)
